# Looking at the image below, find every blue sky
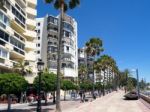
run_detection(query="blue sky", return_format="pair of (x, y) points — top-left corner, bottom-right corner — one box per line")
(37, 0), (150, 82)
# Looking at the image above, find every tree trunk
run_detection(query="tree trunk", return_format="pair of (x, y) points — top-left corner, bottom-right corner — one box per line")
(64, 90), (66, 101)
(20, 92), (23, 103)
(56, 2), (64, 112)
(103, 70), (105, 96)
(53, 91), (56, 104)
(45, 92), (47, 105)
(92, 56), (96, 99)
(7, 94), (11, 112)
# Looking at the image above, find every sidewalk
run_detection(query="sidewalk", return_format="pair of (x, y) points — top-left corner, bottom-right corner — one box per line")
(63, 90), (150, 112)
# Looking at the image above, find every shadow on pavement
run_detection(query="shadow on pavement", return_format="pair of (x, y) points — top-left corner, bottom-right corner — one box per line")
(0, 108), (54, 112)
(29, 102), (55, 106)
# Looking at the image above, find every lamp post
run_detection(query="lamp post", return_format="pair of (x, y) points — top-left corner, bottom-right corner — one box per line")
(37, 59), (44, 112)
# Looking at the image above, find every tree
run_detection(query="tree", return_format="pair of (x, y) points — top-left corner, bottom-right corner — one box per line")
(13, 60), (32, 76)
(78, 64), (87, 83)
(0, 73), (28, 111)
(44, 0), (80, 111)
(79, 80), (93, 91)
(85, 38), (103, 97)
(61, 80), (75, 100)
(33, 72), (57, 104)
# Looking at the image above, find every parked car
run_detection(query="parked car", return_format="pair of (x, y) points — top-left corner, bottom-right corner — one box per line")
(124, 91), (138, 100)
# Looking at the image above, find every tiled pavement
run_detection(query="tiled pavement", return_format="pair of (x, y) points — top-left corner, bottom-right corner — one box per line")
(0, 91), (150, 112)
(63, 90), (150, 112)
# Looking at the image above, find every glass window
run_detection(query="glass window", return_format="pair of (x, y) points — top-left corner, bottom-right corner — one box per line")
(4, 33), (9, 42)
(0, 30), (4, 38)
(0, 49), (1, 56)
(6, 0), (10, 10)
(38, 22), (40, 26)
(66, 46), (69, 51)
(12, 7), (15, 15)
(37, 51), (40, 54)
(0, 11), (3, 21)
(2, 50), (7, 58)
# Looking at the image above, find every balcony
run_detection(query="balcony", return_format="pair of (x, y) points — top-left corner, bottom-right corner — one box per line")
(24, 30), (36, 39)
(10, 48), (25, 60)
(62, 68), (77, 77)
(25, 52), (36, 61)
(26, 19), (36, 29)
(5, 43), (13, 51)
(27, 0), (37, 8)
(16, 0), (26, 8)
(25, 41), (36, 51)
(11, 18), (25, 33)
(0, 58), (13, 68)
(26, 7), (37, 16)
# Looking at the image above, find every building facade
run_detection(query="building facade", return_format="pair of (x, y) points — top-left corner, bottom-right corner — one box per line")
(78, 47), (105, 83)
(36, 14), (78, 79)
(0, 0), (37, 83)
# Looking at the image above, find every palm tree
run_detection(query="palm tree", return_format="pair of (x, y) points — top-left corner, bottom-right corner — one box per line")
(99, 55), (117, 94)
(85, 38), (103, 97)
(78, 64), (87, 83)
(45, 1), (80, 111)
(13, 60), (31, 76)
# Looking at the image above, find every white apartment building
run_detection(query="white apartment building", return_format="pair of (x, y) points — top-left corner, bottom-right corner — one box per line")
(78, 47), (105, 83)
(36, 14), (78, 79)
(0, 0), (37, 83)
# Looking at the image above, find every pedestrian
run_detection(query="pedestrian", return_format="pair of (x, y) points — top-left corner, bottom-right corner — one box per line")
(83, 93), (85, 102)
(79, 91), (83, 102)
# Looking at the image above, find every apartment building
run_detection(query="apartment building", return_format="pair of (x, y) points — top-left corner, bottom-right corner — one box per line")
(78, 47), (104, 83)
(36, 14), (78, 79)
(0, 0), (37, 83)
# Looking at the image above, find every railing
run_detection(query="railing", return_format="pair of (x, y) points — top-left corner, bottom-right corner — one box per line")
(141, 91), (150, 97)
(140, 92), (150, 104)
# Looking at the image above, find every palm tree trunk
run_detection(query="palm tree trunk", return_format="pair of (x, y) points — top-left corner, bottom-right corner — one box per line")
(92, 56), (95, 99)
(103, 70), (105, 96)
(56, 2), (64, 112)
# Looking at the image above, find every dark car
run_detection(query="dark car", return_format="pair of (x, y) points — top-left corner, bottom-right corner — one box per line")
(124, 91), (138, 100)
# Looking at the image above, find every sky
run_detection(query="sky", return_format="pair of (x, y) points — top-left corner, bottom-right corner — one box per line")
(37, 0), (150, 82)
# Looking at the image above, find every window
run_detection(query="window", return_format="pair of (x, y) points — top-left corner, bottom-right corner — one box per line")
(10, 37), (25, 50)
(38, 37), (40, 40)
(48, 16), (58, 25)
(5, 0), (11, 10)
(2, 50), (7, 58)
(11, 6), (26, 25)
(0, 29), (9, 42)
(37, 51), (40, 54)
(62, 63), (66, 68)
(0, 11), (10, 26)
(38, 43), (40, 47)
(64, 31), (70, 37)
(38, 30), (40, 33)
(38, 22), (40, 26)
(0, 48), (8, 58)
(66, 46), (69, 51)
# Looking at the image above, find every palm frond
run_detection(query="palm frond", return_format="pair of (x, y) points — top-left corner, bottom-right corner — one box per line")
(69, 0), (80, 9)
(45, 0), (54, 3)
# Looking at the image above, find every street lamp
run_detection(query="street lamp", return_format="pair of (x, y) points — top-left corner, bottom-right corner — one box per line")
(37, 59), (44, 112)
